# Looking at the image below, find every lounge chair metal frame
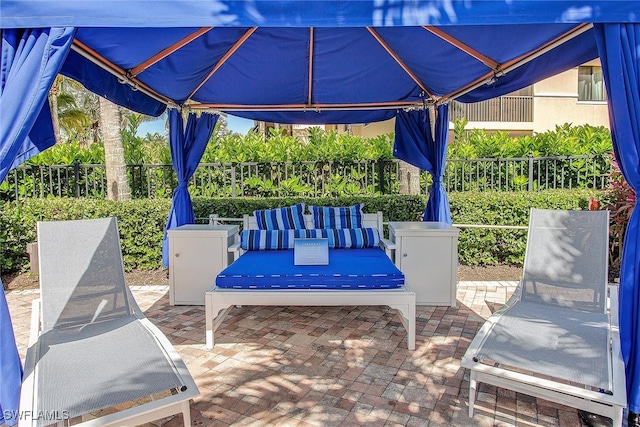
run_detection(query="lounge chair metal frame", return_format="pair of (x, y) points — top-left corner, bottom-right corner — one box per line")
(20, 218), (198, 427)
(461, 209), (626, 426)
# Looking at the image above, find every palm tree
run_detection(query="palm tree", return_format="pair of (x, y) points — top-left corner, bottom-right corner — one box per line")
(399, 161), (421, 195)
(49, 77), (132, 201)
(49, 76), (62, 144)
(99, 96), (131, 201)
(49, 76), (99, 145)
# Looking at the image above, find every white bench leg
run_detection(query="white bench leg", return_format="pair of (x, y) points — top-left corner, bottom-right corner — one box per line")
(205, 295), (233, 349)
(407, 303), (416, 350)
(205, 294), (215, 349)
(181, 400), (191, 426)
(469, 371), (477, 417)
(613, 407), (623, 427)
(389, 301), (416, 350)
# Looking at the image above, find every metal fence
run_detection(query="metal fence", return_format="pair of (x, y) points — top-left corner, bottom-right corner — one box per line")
(444, 155), (611, 192)
(1, 155), (612, 200)
(189, 160), (397, 197)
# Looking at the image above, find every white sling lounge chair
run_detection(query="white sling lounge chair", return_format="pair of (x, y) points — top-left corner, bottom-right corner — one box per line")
(20, 218), (198, 427)
(462, 209), (626, 426)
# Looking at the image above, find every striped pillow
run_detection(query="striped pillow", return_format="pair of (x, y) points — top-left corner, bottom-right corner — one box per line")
(306, 227), (379, 249)
(254, 203), (306, 230)
(309, 203), (364, 229)
(241, 228), (380, 250)
(241, 229), (300, 250)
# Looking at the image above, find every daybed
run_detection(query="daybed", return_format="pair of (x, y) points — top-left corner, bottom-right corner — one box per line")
(205, 204), (416, 350)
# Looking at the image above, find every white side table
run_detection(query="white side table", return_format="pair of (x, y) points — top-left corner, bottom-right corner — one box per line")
(388, 222), (460, 306)
(168, 224), (238, 305)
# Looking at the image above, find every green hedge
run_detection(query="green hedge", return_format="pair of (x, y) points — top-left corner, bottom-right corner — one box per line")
(448, 189), (600, 265)
(0, 198), (172, 273)
(0, 189), (602, 274)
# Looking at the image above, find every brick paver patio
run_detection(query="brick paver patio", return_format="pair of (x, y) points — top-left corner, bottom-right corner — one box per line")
(5, 281), (610, 426)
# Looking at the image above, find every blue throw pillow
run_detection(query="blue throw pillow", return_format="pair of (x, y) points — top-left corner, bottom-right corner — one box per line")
(305, 227), (379, 248)
(240, 228), (380, 250)
(309, 203), (364, 229)
(241, 229), (299, 250)
(254, 203), (306, 230)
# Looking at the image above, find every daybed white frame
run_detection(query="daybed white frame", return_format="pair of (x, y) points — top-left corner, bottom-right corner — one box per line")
(205, 211), (417, 350)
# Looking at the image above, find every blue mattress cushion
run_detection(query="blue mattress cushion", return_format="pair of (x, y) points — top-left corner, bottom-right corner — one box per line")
(216, 248), (404, 289)
(241, 228), (380, 250)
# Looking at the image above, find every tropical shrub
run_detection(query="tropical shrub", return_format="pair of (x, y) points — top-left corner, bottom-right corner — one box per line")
(201, 127), (395, 163)
(448, 122), (612, 159)
(449, 189), (599, 265)
(600, 159), (636, 280)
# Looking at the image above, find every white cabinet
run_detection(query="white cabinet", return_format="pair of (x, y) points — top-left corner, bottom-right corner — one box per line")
(388, 222), (460, 307)
(168, 224), (238, 305)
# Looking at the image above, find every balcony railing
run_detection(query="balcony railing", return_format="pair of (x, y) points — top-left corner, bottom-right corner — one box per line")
(451, 96), (533, 122)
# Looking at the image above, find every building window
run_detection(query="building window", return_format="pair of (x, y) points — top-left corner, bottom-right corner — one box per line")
(578, 66), (607, 101)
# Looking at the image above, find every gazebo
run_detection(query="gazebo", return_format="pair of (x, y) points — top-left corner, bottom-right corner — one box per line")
(2, 1), (640, 424)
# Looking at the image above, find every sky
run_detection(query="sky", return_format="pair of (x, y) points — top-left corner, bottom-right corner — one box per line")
(136, 114), (255, 136)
